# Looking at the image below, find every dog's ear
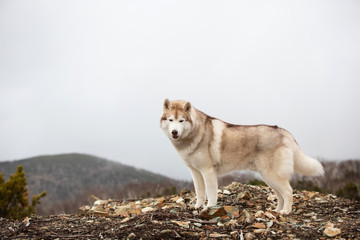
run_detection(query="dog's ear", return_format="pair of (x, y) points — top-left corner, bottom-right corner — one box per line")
(183, 101), (191, 112)
(163, 99), (171, 111)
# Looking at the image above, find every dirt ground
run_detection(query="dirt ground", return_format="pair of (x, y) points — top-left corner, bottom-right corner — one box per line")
(1, 182), (359, 239)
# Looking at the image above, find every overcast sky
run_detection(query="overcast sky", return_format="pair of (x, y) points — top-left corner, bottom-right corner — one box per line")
(1, 0), (359, 180)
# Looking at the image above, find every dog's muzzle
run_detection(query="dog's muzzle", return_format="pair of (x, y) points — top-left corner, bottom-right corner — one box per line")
(171, 130), (179, 139)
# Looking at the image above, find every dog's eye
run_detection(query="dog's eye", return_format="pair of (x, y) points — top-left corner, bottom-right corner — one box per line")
(179, 120), (184, 123)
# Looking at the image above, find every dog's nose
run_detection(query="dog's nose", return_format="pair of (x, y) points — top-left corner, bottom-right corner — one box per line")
(172, 130), (178, 135)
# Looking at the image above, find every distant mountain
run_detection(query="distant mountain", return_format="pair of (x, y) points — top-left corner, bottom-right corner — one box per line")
(0, 153), (189, 215)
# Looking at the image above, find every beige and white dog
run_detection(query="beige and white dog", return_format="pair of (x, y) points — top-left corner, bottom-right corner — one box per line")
(160, 99), (324, 214)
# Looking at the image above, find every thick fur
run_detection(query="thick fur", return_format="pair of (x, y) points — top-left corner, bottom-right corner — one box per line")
(160, 99), (324, 214)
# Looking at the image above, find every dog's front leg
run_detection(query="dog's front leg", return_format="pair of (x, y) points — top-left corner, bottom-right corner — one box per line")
(202, 168), (218, 207)
(189, 167), (206, 209)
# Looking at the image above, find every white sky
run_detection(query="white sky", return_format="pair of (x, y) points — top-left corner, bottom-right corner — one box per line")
(1, 0), (359, 180)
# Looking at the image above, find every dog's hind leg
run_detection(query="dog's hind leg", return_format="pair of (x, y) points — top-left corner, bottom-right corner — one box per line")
(189, 167), (206, 209)
(261, 170), (293, 214)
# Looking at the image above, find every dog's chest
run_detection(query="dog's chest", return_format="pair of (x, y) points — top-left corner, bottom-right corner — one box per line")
(178, 148), (212, 170)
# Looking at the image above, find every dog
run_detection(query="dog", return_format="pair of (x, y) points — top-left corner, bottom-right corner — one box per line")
(160, 99), (324, 214)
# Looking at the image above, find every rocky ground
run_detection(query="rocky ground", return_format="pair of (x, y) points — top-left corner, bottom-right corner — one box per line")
(1, 182), (359, 239)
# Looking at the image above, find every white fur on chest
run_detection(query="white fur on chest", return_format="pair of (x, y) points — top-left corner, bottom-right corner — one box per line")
(179, 148), (211, 170)
(177, 119), (225, 172)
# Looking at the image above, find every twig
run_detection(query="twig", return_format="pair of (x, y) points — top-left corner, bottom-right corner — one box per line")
(173, 230), (181, 238)
(189, 218), (218, 224)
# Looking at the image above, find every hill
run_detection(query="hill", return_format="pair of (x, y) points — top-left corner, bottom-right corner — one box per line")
(1, 182), (359, 239)
(0, 153), (189, 215)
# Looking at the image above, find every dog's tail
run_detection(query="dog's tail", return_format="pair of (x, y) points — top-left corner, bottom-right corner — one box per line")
(294, 150), (324, 176)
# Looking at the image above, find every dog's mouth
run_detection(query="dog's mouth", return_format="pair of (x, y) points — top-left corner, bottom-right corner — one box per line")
(172, 135), (179, 140)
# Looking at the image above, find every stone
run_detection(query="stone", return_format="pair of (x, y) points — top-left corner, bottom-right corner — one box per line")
(176, 197), (185, 205)
(254, 210), (264, 218)
(223, 189), (231, 195)
(209, 233), (230, 238)
(325, 222), (334, 228)
(91, 211), (110, 217)
(180, 188), (191, 195)
(253, 229), (267, 234)
(230, 231), (239, 238)
(200, 206), (227, 220)
(141, 207), (156, 213)
(171, 220), (190, 229)
(160, 229), (172, 234)
(239, 209), (255, 224)
(245, 232), (255, 240)
(237, 191), (252, 200)
(113, 203), (141, 217)
(78, 205), (90, 215)
(252, 222), (266, 229)
(324, 227), (341, 237)
(127, 232), (136, 238)
(223, 205), (240, 218)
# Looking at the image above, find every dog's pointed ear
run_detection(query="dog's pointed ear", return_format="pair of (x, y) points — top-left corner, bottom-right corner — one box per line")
(163, 99), (171, 111)
(183, 101), (191, 112)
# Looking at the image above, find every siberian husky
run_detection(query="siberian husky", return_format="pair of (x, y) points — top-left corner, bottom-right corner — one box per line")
(160, 99), (324, 214)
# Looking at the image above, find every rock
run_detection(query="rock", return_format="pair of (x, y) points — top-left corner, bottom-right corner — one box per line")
(267, 194), (277, 201)
(141, 207), (156, 213)
(253, 228), (267, 234)
(245, 232), (255, 240)
(90, 200), (106, 212)
(127, 232), (136, 238)
(209, 233), (230, 238)
(237, 191), (252, 200)
(113, 203), (141, 217)
(252, 222), (266, 229)
(78, 205), (90, 215)
(180, 188), (191, 195)
(171, 220), (190, 229)
(176, 197), (185, 205)
(225, 219), (238, 227)
(254, 210), (264, 218)
(264, 211), (277, 221)
(160, 229), (172, 234)
(325, 221), (334, 228)
(223, 189), (231, 195)
(223, 205), (240, 218)
(239, 210), (255, 224)
(171, 196), (179, 202)
(91, 211), (110, 217)
(230, 231), (239, 238)
(324, 227), (341, 237)
(193, 222), (202, 227)
(200, 206), (228, 220)
(305, 191), (318, 198)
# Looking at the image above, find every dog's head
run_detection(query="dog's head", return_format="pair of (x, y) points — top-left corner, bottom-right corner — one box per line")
(160, 99), (193, 141)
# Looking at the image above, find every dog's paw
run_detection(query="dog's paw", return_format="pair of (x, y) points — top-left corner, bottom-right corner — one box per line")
(194, 202), (205, 209)
(279, 209), (291, 215)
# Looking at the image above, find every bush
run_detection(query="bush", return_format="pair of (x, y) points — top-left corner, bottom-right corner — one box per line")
(248, 179), (267, 187)
(293, 180), (322, 193)
(335, 182), (360, 201)
(0, 165), (46, 219)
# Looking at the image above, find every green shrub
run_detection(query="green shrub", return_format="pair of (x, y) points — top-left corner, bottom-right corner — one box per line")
(336, 182), (360, 201)
(248, 179), (267, 187)
(0, 165), (46, 219)
(294, 180), (322, 193)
